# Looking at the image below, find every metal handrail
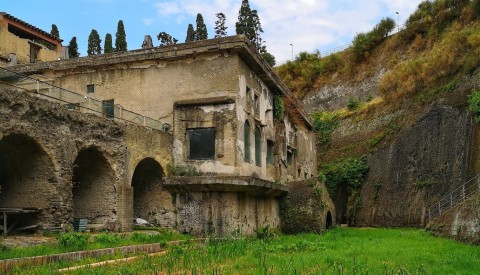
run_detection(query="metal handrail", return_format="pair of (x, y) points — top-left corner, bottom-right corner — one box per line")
(0, 67), (171, 132)
(428, 175), (480, 220)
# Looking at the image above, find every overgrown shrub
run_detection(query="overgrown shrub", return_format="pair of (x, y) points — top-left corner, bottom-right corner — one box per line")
(347, 97), (360, 111)
(273, 94), (285, 120)
(320, 157), (369, 199)
(351, 17), (395, 62)
(312, 112), (339, 145)
(56, 232), (89, 248)
(93, 232), (123, 244)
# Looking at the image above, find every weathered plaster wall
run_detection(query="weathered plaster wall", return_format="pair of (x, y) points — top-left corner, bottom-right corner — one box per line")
(175, 191), (280, 236)
(40, 52), (240, 125)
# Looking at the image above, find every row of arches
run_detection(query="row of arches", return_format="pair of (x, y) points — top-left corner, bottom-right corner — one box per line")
(0, 133), (165, 231)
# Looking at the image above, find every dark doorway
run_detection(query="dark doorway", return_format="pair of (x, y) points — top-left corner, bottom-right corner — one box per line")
(326, 211), (333, 229)
(102, 99), (114, 118)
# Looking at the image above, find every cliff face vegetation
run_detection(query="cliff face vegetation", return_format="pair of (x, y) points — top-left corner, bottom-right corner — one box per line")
(276, 0), (480, 228)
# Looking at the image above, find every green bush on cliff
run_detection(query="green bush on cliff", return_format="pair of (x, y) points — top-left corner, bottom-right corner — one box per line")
(312, 111), (339, 145)
(468, 90), (480, 122)
(320, 157), (369, 198)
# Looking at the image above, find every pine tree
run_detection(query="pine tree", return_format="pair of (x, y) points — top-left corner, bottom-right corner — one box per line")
(157, 32), (178, 46)
(214, 12), (228, 38)
(68, 37), (80, 58)
(104, 33), (114, 53)
(250, 9), (265, 52)
(195, 13), (208, 40)
(185, 24), (195, 42)
(50, 24), (60, 38)
(115, 20), (127, 52)
(87, 29), (102, 55)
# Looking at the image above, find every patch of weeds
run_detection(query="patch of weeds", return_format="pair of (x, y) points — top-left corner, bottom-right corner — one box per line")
(413, 178), (435, 189)
(167, 163), (203, 176)
(255, 226), (275, 243)
(55, 232), (89, 249)
(93, 232), (123, 245)
(312, 111), (339, 145)
(416, 80), (457, 103)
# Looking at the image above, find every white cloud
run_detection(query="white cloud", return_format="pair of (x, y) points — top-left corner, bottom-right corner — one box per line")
(151, 0), (423, 63)
(143, 18), (154, 26)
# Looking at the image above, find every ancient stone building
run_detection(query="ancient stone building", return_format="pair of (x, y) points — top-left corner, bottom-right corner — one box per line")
(2, 35), (334, 236)
(0, 12), (63, 67)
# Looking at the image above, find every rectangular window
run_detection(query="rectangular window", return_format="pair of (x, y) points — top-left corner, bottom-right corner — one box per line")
(188, 128), (215, 160)
(67, 103), (80, 110)
(254, 93), (260, 118)
(266, 140), (274, 164)
(87, 84), (95, 94)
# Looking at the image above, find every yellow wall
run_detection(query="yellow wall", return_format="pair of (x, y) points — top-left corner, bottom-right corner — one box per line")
(0, 26), (60, 66)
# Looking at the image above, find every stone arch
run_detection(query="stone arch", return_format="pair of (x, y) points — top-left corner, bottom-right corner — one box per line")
(72, 147), (116, 225)
(131, 158), (169, 225)
(0, 133), (58, 228)
(326, 211), (333, 229)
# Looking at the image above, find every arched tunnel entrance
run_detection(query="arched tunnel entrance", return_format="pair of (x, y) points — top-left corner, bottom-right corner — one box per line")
(72, 147), (116, 225)
(131, 158), (167, 225)
(0, 134), (57, 228)
(326, 211), (333, 229)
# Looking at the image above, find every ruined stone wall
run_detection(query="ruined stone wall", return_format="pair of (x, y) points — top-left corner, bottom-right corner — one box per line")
(280, 179), (335, 234)
(0, 87), (128, 230)
(175, 191), (280, 236)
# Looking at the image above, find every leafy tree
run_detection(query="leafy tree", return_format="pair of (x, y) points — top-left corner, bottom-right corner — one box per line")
(157, 32), (178, 46)
(185, 24), (195, 42)
(115, 20), (127, 52)
(320, 157), (369, 199)
(104, 33), (114, 53)
(68, 37), (80, 58)
(195, 13), (208, 40)
(214, 12), (228, 38)
(50, 24), (60, 38)
(87, 29), (102, 55)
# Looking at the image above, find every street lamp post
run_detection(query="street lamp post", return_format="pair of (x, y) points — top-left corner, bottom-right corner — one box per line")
(290, 43), (293, 61)
(396, 12), (400, 33)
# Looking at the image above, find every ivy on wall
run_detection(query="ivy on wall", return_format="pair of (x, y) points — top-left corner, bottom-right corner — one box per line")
(273, 94), (285, 121)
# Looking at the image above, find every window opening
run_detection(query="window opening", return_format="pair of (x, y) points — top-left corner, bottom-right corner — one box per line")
(255, 126), (261, 167)
(244, 120), (251, 162)
(266, 140), (274, 165)
(87, 84), (95, 94)
(188, 128), (215, 160)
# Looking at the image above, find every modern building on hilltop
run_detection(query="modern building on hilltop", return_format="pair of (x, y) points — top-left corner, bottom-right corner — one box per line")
(0, 12), (63, 67)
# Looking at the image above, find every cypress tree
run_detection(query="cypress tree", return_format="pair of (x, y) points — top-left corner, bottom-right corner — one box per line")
(50, 24), (60, 38)
(195, 13), (208, 40)
(104, 33), (114, 53)
(214, 12), (228, 38)
(185, 24), (195, 42)
(68, 37), (80, 58)
(87, 29), (102, 55)
(236, 0), (255, 41)
(115, 20), (127, 51)
(473, 0), (480, 19)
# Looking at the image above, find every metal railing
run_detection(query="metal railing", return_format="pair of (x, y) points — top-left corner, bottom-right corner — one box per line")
(428, 175), (480, 220)
(0, 67), (171, 132)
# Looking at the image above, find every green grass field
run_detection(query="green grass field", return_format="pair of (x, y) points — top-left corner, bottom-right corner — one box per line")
(9, 228), (479, 274)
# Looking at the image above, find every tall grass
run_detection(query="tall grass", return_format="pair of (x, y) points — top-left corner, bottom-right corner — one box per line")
(40, 228), (480, 274)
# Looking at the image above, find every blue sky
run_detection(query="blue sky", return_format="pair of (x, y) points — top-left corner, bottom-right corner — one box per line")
(3, 0), (423, 63)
